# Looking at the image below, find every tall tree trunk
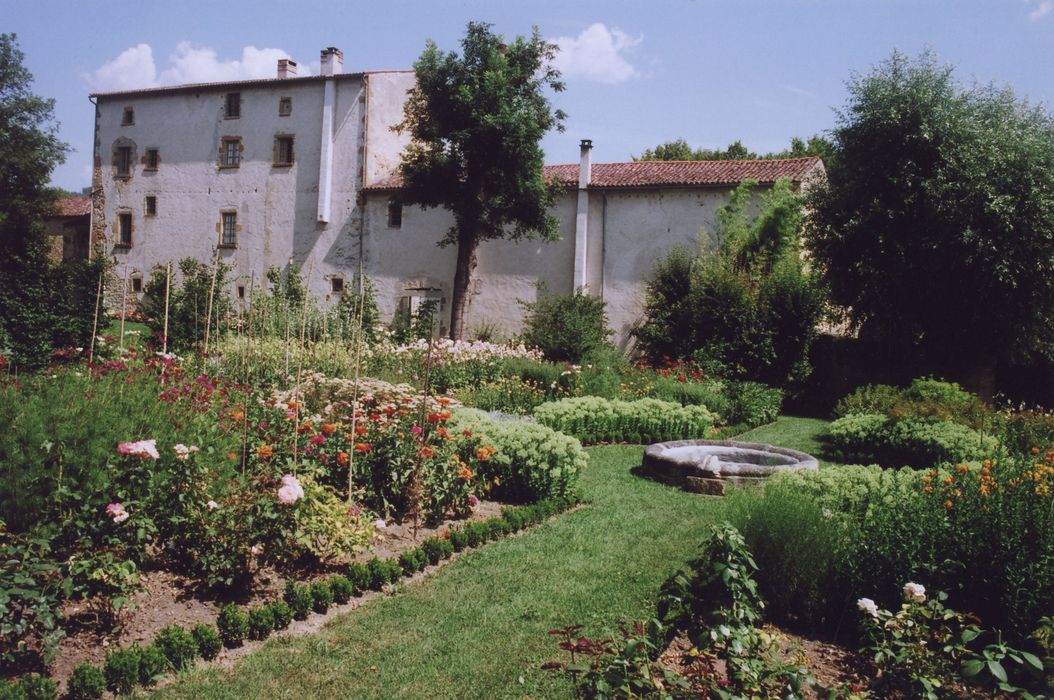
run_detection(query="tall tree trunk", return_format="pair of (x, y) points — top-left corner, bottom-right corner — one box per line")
(449, 229), (479, 340)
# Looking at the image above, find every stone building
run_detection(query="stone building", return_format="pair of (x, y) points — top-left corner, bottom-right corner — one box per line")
(90, 46), (824, 343)
(45, 196), (92, 262)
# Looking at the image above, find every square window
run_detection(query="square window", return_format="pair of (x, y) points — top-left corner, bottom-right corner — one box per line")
(274, 135), (294, 166)
(131, 277), (143, 293)
(220, 137), (241, 167)
(145, 196), (157, 217)
(116, 146), (133, 178)
(145, 148), (159, 170)
(387, 199), (403, 228)
(237, 285), (246, 299)
(117, 212), (133, 247)
(122, 106), (135, 125)
(220, 211), (237, 247)
(331, 277), (344, 294)
(225, 92), (241, 118)
(279, 97), (292, 116)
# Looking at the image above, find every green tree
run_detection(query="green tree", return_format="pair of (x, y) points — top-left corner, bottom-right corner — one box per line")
(0, 33), (93, 369)
(806, 51), (1054, 392)
(635, 136), (834, 164)
(396, 22), (566, 339)
(634, 179), (825, 387)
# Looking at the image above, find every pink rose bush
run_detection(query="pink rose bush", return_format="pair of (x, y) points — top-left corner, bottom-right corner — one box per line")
(117, 439), (160, 460)
(277, 474), (305, 505)
(106, 502), (130, 524)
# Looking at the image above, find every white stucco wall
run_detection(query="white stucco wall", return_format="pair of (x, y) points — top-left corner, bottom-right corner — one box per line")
(93, 71), (412, 305)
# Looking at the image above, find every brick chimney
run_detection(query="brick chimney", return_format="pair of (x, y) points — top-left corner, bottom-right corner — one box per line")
(277, 59), (298, 79)
(320, 47), (344, 76)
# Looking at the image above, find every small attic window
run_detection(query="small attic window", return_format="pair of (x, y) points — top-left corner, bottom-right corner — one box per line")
(331, 276), (344, 294)
(387, 199), (403, 228)
(279, 97), (292, 116)
(122, 106), (135, 125)
(225, 92), (241, 119)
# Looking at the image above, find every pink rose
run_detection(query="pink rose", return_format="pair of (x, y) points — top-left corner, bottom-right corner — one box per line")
(106, 502), (129, 524)
(277, 474), (304, 504)
(117, 439), (160, 460)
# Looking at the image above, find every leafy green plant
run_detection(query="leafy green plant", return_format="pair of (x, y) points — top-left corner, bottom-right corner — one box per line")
(269, 601), (293, 631)
(328, 575), (353, 604)
(143, 257), (232, 352)
(247, 606), (275, 641)
(520, 286), (613, 363)
(449, 528), (469, 552)
(346, 562), (371, 594)
(191, 623), (221, 661)
(216, 604), (249, 648)
(284, 582), (313, 620)
(533, 396), (717, 445)
(825, 413), (999, 466)
(9, 674), (56, 700)
(0, 529), (63, 673)
(103, 646), (140, 696)
(154, 624), (198, 670)
(137, 643), (167, 686)
(309, 580), (334, 614)
(67, 663), (105, 700)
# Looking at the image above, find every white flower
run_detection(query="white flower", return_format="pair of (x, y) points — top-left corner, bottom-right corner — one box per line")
(857, 597), (879, 617)
(903, 582), (926, 603)
(375, 519), (387, 530)
(207, 500), (219, 510)
(173, 443), (191, 460)
(821, 507), (834, 519)
(250, 544), (263, 556)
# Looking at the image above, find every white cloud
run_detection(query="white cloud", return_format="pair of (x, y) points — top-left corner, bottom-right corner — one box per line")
(781, 84), (816, 98)
(1028, 0), (1053, 20)
(551, 23), (642, 84)
(84, 43), (307, 92)
(83, 44), (157, 92)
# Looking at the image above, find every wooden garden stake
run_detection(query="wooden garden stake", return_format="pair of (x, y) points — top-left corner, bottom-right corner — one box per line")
(291, 258), (315, 468)
(203, 248), (220, 356)
(162, 261), (172, 356)
(88, 266), (104, 364)
(118, 262), (129, 353)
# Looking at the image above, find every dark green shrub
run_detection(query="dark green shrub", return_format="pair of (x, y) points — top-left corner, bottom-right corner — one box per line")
(103, 647), (140, 696)
(269, 601), (293, 630)
(67, 664), (105, 700)
(143, 257), (232, 352)
(309, 580), (334, 614)
(382, 558), (402, 584)
(724, 381), (783, 427)
(137, 644), (167, 686)
(346, 562), (371, 594)
(449, 528), (469, 552)
(284, 581), (313, 620)
(486, 518), (510, 539)
(328, 575), (353, 604)
(0, 681), (23, 700)
(191, 623), (222, 661)
(421, 538), (444, 565)
(365, 558), (387, 590)
(398, 551), (417, 577)
(520, 286), (613, 363)
(216, 604), (249, 648)
(833, 383), (903, 418)
(14, 674), (55, 700)
(502, 509), (525, 532)
(247, 606), (275, 641)
(464, 522), (487, 548)
(825, 413), (999, 467)
(154, 625), (198, 670)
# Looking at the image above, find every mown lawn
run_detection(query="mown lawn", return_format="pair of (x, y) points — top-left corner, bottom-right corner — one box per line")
(155, 418), (829, 699)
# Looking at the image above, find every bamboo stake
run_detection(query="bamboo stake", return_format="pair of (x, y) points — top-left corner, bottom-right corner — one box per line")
(162, 261), (172, 356)
(203, 248), (220, 356)
(88, 266), (104, 364)
(291, 258), (315, 468)
(118, 263), (129, 354)
(347, 277), (368, 504)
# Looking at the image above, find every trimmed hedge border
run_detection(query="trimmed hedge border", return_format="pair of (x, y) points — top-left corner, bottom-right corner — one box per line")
(58, 495), (578, 698)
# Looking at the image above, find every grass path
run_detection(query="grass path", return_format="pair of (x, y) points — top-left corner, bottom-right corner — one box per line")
(156, 418), (831, 699)
(738, 415), (844, 466)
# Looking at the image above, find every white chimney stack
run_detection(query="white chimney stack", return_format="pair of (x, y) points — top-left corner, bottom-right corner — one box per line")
(579, 139), (593, 189)
(277, 59), (298, 79)
(320, 47), (344, 76)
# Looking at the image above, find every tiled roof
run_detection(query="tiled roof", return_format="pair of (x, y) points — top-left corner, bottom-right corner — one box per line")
(365, 157), (823, 191)
(90, 69), (412, 99)
(52, 196), (92, 217)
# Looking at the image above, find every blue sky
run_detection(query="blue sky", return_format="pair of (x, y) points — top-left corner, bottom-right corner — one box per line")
(10, 0), (1054, 192)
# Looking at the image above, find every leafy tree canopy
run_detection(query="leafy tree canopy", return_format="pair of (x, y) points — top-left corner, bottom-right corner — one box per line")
(397, 22), (566, 339)
(805, 51), (1054, 382)
(635, 136), (835, 167)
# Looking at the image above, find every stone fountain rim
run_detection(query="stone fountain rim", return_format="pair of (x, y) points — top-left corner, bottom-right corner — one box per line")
(643, 438), (820, 476)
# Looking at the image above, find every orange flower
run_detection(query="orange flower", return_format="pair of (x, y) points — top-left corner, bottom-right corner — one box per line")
(227, 451), (238, 462)
(462, 429), (473, 438)
(475, 445), (496, 462)
(419, 446), (436, 459)
(355, 424), (369, 436)
(437, 397), (452, 407)
(297, 421), (314, 435)
(944, 499), (954, 510)
(955, 464), (969, 474)
(1031, 447), (1040, 455)
(436, 427), (451, 440)
(230, 409), (245, 422)
(287, 400), (299, 412)
(321, 422), (337, 435)
(924, 486), (934, 494)
(354, 442), (371, 453)
(458, 466), (474, 481)
(427, 412), (442, 423)
(257, 444), (274, 459)
(336, 451), (349, 466)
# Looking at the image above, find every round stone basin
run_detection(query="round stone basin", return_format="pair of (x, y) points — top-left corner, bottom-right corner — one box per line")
(642, 439), (818, 495)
